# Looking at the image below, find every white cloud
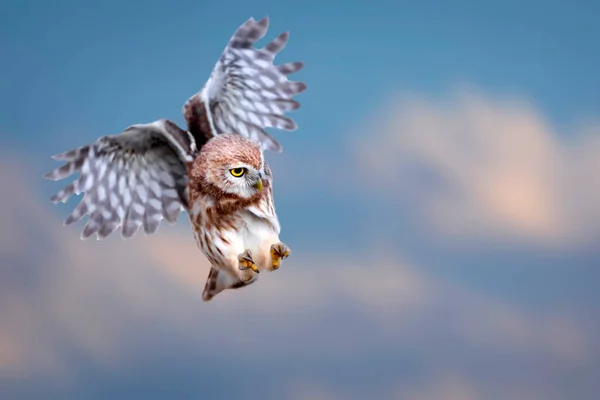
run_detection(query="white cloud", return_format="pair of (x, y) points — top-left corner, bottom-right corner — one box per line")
(1, 148), (597, 398)
(357, 87), (600, 247)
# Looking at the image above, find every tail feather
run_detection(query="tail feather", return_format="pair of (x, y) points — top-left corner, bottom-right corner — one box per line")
(202, 267), (257, 301)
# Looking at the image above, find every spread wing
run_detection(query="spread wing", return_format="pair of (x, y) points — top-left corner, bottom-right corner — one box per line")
(44, 119), (195, 240)
(183, 16), (306, 152)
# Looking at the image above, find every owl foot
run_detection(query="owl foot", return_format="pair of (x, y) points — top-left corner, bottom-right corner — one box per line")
(270, 243), (291, 270)
(238, 250), (259, 273)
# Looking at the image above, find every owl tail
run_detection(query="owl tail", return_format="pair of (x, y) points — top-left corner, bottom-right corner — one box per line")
(202, 267), (257, 301)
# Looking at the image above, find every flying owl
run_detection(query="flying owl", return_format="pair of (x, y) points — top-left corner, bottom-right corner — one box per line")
(44, 17), (306, 301)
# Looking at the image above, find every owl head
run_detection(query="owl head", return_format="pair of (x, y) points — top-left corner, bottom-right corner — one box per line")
(191, 133), (265, 199)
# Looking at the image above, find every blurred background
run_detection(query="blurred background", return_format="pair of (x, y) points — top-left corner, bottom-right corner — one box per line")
(1, 0), (599, 399)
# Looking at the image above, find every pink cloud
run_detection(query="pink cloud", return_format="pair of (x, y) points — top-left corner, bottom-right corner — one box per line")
(395, 373), (480, 400)
(356, 87), (600, 247)
(1, 150), (596, 397)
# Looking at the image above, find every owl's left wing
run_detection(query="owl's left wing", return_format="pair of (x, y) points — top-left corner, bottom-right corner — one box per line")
(183, 16), (306, 153)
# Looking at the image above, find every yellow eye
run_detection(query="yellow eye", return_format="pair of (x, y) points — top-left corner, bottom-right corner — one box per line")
(229, 167), (247, 177)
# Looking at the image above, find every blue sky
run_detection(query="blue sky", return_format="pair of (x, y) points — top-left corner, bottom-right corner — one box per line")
(2, 0), (599, 250)
(1, 1), (600, 399)
(2, 0), (599, 148)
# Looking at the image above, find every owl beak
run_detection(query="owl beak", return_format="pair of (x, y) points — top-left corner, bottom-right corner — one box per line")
(253, 179), (263, 192)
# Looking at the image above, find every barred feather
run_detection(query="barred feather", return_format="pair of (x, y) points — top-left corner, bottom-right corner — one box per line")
(44, 119), (194, 240)
(183, 16), (307, 153)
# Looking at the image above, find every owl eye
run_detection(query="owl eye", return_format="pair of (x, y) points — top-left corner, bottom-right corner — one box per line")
(229, 167), (247, 177)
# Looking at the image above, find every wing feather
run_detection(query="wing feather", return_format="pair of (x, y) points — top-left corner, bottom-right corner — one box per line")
(45, 119), (195, 240)
(183, 16), (306, 153)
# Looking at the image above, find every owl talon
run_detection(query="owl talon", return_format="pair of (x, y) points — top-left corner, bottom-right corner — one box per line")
(270, 243), (291, 270)
(238, 250), (259, 273)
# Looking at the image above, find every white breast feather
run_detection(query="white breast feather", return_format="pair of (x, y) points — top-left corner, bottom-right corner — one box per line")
(240, 210), (280, 271)
(190, 198), (280, 273)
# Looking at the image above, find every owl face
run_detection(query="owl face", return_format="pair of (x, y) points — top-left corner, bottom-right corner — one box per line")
(192, 133), (265, 199)
(221, 162), (263, 198)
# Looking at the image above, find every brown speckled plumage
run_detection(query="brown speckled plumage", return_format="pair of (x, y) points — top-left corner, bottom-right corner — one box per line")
(188, 134), (263, 202)
(187, 133), (279, 301)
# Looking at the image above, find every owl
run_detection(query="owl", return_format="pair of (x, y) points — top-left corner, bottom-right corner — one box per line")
(44, 17), (306, 301)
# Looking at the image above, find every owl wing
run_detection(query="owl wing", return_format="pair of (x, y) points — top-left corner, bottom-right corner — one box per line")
(44, 119), (196, 240)
(183, 16), (306, 153)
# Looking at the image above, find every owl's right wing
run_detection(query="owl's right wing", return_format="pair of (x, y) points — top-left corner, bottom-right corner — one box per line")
(44, 119), (195, 240)
(183, 16), (306, 153)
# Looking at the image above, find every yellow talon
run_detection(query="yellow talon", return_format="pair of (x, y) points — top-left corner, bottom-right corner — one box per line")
(271, 258), (280, 270)
(270, 243), (291, 270)
(238, 250), (259, 273)
(240, 259), (259, 273)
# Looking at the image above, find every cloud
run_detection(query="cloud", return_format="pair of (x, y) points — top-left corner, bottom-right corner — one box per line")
(393, 373), (480, 400)
(356, 87), (600, 247)
(1, 157), (598, 399)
